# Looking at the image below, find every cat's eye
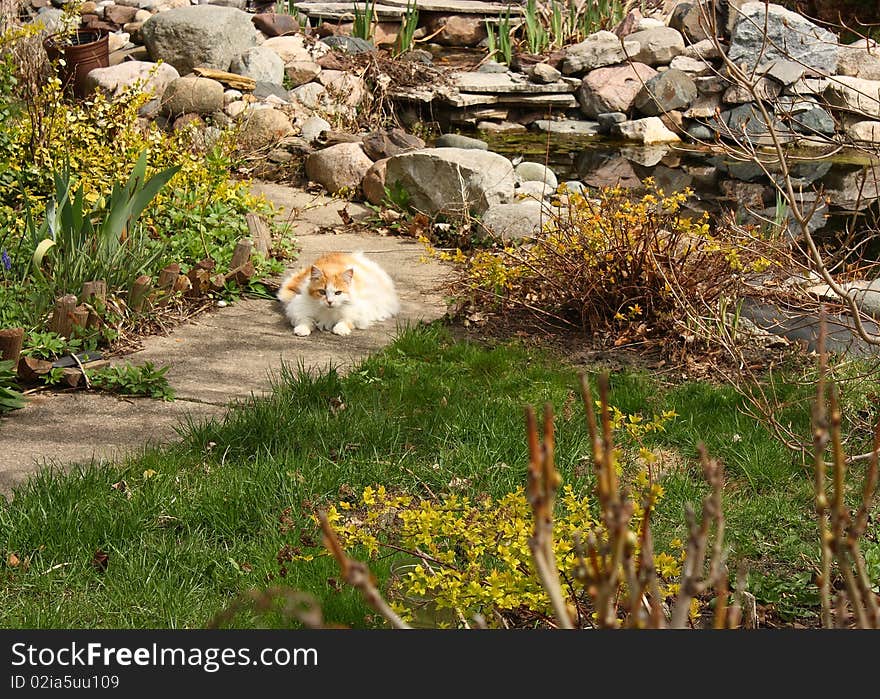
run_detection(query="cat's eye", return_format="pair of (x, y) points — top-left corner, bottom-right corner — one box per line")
(317, 289), (326, 295)
(334, 290), (342, 295)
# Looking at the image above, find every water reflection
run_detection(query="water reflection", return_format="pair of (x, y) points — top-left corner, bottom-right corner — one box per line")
(484, 133), (880, 237)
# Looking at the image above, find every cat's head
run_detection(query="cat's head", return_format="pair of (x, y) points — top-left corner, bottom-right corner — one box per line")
(309, 265), (353, 309)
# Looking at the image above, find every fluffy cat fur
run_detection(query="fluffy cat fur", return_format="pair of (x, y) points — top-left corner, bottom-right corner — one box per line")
(276, 251), (400, 336)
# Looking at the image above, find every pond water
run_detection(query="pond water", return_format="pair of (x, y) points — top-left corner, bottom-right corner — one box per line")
(476, 132), (880, 352)
(482, 132), (880, 241)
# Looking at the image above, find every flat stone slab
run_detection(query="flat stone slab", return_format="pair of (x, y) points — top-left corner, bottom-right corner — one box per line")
(533, 119), (600, 135)
(292, 2), (406, 19)
(392, 86), (578, 108)
(0, 183), (450, 498)
(452, 71), (579, 94)
(376, 0), (524, 14)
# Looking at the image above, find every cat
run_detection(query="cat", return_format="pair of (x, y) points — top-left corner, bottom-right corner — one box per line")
(276, 251), (400, 337)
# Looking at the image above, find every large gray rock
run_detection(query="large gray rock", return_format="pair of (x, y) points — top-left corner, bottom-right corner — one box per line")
(728, 2), (837, 74)
(515, 162), (558, 190)
(634, 69), (697, 116)
(837, 39), (880, 81)
(161, 76), (224, 115)
(788, 105), (835, 136)
(533, 119), (600, 135)
(825, 77), (880, 119)
(562, 30), (639, 76)
(305, 143), (374, 195)
(262, 35), (313, 65)
(479, 200), (551, 242)
(717, 103), (794, 145)
(845, 120), (880, 144)
(617, 117), (681, 144)
(230, 46), (285, 85)
(823, 165), (880, 210)
(320, 35), (375, 54)
(237, 107), (294, 151)
(434, 133), (488, 150)
(578, 62), (657, 117)
(141, 6), (257, 74)
(384, 148), (516, 217)
(84, 61), (179, 98)
(299, 115), (332, 144)
(624, 27), (685, 66)
(669, 1), (722, 42)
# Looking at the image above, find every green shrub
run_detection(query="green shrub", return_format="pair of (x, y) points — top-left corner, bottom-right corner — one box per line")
(0, 27), (282, 337)
(451, 183), (782, 339)
(0, 359), (25, 414)
(26, 151), (179, 300)
(90, 362), (174, 401)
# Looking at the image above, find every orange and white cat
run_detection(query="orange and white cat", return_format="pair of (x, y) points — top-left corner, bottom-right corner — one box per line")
(277, 251), (400, 336)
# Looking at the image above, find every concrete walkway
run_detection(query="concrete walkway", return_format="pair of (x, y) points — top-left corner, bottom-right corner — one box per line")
(0, 183), (449, 496)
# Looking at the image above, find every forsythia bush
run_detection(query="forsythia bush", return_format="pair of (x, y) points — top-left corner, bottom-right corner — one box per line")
(0, 25), (281, 332)
(452, 182), (778, 338)
(317, 480), (689, 628)
(298, 408), (694, 628)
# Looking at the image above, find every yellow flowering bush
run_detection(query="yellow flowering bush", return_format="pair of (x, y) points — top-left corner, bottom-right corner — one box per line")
(1, 28), (282, 331)
(311, 479), (688, 628)
(451, 181), (780, 340)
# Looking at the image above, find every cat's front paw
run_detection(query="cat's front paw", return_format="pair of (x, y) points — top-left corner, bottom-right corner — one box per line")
(293, 324), (312, 336)
(332, 321), (352, 336)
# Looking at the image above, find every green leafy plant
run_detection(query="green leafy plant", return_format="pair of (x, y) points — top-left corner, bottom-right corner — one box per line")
(21, 330), (79, 361)
(394, 0), (420, 57)
(523, 0), (549, 54)
(486, 11), (513, 65)
(90, 361), (175, 401)
(352, 0), (376, 41)
(42, 366), (66, 386)
(382, 180), (413, 213)
(0, 35), (280, 343)
(28, 151), (180, 297)
(0, 359), (25, 414)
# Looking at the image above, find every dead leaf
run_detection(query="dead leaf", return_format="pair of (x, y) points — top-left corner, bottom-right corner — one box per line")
(7, 552), (20, 567)
(406, 213), (430, 238)
(337, 206), (353, 225)
(91, 549), (109, 573)
(110, 480), (131, 499)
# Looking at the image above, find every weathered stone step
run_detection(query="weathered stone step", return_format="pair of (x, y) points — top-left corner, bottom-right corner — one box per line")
(452, 71), (579, 94)
(372, 0), (524, 15)
(291, 0), (524, 18)
(392, 85), (578, 107)
(292, 2), (407, 19)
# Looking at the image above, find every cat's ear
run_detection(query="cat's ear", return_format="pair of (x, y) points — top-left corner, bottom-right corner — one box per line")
(341, 268), (354, 284)
(310, 265), (324, 281)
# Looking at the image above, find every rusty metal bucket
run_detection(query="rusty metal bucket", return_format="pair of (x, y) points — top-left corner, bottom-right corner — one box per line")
(43, 30), (109, 99)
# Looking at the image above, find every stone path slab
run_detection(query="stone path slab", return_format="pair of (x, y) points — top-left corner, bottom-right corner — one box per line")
(0, 183), (449, 498)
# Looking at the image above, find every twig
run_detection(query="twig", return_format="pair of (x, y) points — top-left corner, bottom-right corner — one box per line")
(524, 404), (574, 629)
(318, 510), (412, 629)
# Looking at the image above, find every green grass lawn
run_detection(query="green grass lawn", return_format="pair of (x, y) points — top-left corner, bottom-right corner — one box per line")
(0, 324), (846, 628)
